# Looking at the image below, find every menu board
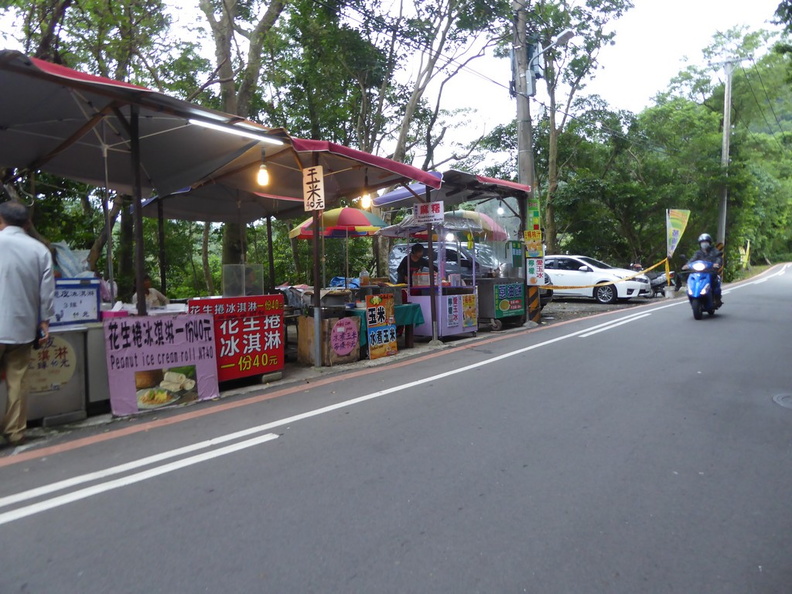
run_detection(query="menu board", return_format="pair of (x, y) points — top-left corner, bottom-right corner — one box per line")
(103, 314), (220, 416)
(51, 278), (101, 326)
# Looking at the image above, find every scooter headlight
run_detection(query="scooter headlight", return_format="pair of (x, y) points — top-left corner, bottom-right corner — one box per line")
(691, 262), (707, 271)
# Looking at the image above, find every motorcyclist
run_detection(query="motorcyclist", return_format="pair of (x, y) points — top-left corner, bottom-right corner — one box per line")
(685, 233), (723, 306)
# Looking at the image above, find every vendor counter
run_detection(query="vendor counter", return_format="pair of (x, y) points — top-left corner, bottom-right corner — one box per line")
(408, 285), (478, 338)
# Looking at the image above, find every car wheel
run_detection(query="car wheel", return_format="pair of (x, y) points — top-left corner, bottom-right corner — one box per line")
(594, 283), (618, 304)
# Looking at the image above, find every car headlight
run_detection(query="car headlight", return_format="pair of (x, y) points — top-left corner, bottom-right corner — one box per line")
(637, 276), (649, 284)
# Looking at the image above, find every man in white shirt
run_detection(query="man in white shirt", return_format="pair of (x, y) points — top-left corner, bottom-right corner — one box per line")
(0, 202), (55, 446)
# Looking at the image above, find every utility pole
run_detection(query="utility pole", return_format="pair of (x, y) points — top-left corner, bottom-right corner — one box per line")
(712, 57), (747, 246)
(512, 3), (535, 197)
(511, 6), (573, 323)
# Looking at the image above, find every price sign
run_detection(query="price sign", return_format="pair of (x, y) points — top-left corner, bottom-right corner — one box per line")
(303, 165), (325, 211)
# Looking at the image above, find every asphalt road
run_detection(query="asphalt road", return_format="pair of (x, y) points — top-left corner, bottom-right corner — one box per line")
(1, 264), (791, 593)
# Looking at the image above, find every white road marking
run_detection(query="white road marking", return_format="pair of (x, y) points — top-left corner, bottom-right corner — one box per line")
(0, 433), (279, 526)
(579, 313), (652, 337)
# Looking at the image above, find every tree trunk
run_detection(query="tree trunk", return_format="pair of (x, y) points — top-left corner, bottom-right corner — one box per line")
(202, 222), (214, 294)
(86, 197), (122, 271)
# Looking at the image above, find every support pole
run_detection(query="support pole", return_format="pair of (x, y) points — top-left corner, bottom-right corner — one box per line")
(717, 62), (735, 246)
(513, 3), (540, 325)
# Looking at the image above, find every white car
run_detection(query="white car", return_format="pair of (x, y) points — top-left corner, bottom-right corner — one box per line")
(544, 255), (651, 304)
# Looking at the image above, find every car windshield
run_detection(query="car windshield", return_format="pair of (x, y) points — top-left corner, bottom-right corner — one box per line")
(577, 256), (612, 269)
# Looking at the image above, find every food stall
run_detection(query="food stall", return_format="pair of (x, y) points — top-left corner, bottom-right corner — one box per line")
(374, 170), (536, 336)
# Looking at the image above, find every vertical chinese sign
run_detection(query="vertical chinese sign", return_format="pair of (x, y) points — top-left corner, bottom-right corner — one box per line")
(366, 294), (397, 359)
(303, 165), (325, 211)
(104, 314), (219, 416)
(524, 198), (544, 286)
(462, 294), (478, 329)
(189, 295), (285, 383)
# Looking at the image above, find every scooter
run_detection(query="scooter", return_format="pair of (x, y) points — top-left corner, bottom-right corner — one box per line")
(686, 260), (722, 319)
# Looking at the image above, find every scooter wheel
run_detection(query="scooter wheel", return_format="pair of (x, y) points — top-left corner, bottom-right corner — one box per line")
(691, 299), (703, 320)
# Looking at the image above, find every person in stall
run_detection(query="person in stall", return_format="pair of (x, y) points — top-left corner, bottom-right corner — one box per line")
(396, 243), (437, 284)
(133, 274), (169, 308)
(244, 266), (263, 296)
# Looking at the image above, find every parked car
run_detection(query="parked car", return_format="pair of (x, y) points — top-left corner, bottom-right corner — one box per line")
(544, 254), (651, 304)
(389, 242), (553, 308)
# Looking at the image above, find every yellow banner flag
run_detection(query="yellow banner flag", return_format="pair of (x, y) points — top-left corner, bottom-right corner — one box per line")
(666, 209), (691, 257)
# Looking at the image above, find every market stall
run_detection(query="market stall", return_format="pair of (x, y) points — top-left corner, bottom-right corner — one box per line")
(374, 170), (536, 335)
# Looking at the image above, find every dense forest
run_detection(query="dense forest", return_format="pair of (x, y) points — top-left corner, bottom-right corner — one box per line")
(1, 0), (791, 299)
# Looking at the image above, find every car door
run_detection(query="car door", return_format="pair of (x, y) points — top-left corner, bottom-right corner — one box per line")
(546, 257), (584, 297)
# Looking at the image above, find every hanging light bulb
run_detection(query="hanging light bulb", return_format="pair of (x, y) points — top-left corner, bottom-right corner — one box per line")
(257, 162), (269, 186)
(445, 232), (455, 242)
(360, 192), (372, 209)
(497, 200), (505, 216)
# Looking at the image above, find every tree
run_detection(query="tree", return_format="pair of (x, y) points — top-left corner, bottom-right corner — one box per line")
(523, 0), (633, 255)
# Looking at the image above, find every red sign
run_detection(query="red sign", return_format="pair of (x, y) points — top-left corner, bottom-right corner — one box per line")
(188, 294), (284, 382)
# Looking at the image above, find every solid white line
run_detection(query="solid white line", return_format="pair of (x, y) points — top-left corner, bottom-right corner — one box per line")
(579, 313), (652, 337)
(0, 429), (282, 510)
(0, 433), (279, 526)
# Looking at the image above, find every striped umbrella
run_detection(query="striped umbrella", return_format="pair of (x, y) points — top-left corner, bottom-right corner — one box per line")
(289, 207), (388, 287)
(288, 207), (387, 239)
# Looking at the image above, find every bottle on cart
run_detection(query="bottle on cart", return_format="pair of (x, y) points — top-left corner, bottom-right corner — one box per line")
(360, 269), (370, 286)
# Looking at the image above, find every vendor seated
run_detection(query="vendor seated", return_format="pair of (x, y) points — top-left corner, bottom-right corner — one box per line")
(396, 243), (437, 284)
(134, 274), (169, 308)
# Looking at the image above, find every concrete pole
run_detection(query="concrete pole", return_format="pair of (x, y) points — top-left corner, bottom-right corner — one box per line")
(717, 62), (734, 246)
(512, 3), (541, 324)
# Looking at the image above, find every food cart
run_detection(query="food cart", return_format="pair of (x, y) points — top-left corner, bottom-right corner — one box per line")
(377, 213), (485, 339)
(374, 170), (536, 336)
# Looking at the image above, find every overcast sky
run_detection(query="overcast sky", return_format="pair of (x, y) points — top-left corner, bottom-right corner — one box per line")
(445, 0), (785, 136)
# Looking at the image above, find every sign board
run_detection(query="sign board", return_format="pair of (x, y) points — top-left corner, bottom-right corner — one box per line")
(494, 283), (525, 319)
(51, 278), (101, 326)
(366, 294), (397, 359)
(462, 294), (478, 329)
(104, 314), (220, 416)
(413, 200), (444, 225)
(330, 317), (359, 357)
(526, 258), (544, 285)
(303, 165), (325, 211)
(189, 294), (284, 382)
(25, 334), (77, 393)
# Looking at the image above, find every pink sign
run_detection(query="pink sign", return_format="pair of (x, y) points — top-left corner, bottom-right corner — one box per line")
(104, 314), (220, 416)
(330, 317), (358, 356)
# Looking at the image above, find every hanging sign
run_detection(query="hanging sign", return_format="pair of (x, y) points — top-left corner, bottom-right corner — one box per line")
(303, 165), (325, 211)
(414, 200), (444, 225)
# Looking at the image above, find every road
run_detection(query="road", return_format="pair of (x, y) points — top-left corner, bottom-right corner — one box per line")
(1, 264), (791, 593)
